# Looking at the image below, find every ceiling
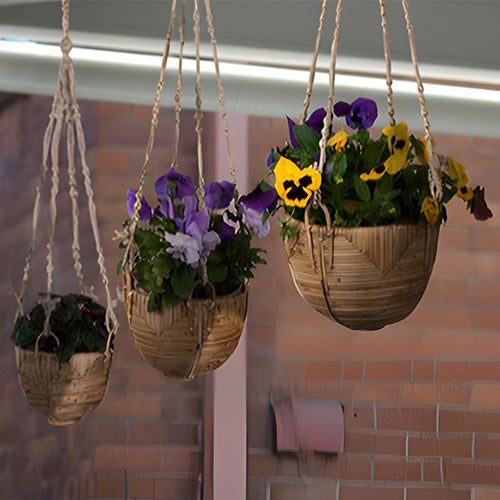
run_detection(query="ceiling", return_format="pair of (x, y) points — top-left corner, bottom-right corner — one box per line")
(0, 0), (499, 136)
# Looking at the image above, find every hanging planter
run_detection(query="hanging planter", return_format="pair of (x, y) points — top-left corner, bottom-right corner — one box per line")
(11, 0), (117, 424)
(117, 0), (272, 378)
(262, 0), (492, 330)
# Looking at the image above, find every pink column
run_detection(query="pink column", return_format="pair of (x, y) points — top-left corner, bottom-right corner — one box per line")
(204, 113), (249, 500)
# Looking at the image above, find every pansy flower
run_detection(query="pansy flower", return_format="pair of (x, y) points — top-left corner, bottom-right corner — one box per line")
(203, 180), (235, 209)
(327, 130), (349, 152)
(155, 167), (196, 201)
(127, 189), (152, 221)
(448, 157), (473, 201)
(421, 196), (440, 224)
(274, 156), (321, 208)
(471, 186), (493, 221)
(333, 97), (378, 130)
(360, 164), (386, 182)
(382, 122), (410, 174)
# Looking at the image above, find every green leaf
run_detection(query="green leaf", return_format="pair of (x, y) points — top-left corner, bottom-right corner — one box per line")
(207, 263), (228, 283)
(333, 154), (347, 184)
(171, 266), (197, 300)
(147, 292), (160, 312)
(116, 257), (124, 276)
(353, 174), (371, 202)
(293, 124), (321, 155)
(152, 253), (172, 278)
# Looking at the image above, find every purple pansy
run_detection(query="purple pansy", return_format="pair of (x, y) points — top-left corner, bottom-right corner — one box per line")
(155, 167), (196, 201)
(334, 97), (378, 130)
(219, 221), (236, 243)
(239, 184), (278, 214)
(127, 189), (152, 221)
(266, 148), (275, 168)
(471, 186), (493, 221)
(243, 207), (271, 237)
(287, 107), (327, 147)
(203, 180), (235, 209)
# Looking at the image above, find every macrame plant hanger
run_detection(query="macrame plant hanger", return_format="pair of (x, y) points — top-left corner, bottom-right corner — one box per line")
(123, 0), (244, 380)
(283, 0), (442, 330)
(13, 0), (118, 424)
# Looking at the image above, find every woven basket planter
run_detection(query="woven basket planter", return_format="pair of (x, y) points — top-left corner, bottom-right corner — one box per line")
(285, 221), (440, 330)
(124, 283), (248, 380)
(15, 347), (111, 425)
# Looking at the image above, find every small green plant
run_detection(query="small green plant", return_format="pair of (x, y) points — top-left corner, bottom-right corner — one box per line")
(11, 293), (110, 363)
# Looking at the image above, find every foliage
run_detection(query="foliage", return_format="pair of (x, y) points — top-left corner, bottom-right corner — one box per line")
(11, 293), (110, 363)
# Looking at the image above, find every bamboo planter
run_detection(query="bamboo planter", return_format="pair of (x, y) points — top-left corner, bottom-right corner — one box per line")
(124, 281), (248, 380)
(15, 347), (112, 425)
(285, 221), (440, 330)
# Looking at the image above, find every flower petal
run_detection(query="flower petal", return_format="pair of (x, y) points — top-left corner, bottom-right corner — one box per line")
(471, 186), (493, 221)
(203, 180), (235, 209)
(127, 189), (152, 220)
(240, 183), (278, 214)
(333, 101), (351, 117)
(305, 107), (327, 135)
(155, 168), (196, 200)
(286, 116), (300, 148)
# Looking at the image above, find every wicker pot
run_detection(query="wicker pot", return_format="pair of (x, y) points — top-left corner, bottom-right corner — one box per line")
(285, 221), (440, 330)
(124, 283), (248, 380)
(15, 347), (112, 425)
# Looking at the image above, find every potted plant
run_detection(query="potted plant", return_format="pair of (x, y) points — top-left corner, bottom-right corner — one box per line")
(118, 167), (275, 379)
(263, 97), (492, 330)
(11, 293), (113, 425)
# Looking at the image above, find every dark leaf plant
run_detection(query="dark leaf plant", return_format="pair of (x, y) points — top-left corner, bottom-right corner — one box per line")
(261, 97), (492, 236)
(117, 168), (275, 312)
(11, 293), (110, 363)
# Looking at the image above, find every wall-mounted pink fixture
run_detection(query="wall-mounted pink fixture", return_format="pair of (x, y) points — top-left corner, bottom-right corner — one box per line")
(271, 395), (344, 454)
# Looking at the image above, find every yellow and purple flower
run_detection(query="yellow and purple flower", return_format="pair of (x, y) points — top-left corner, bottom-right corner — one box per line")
(382, 122), (410, 174)
(327, 130), (349, 152)
(274, 156), (321, 208)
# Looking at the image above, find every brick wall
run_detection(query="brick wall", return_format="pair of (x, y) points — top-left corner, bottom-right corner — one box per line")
(2, 94), (500, 500)
(1, 96), (203, 500)
(246, 116), (500, 499)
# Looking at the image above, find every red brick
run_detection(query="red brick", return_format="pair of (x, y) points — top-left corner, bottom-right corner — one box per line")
(365, 361), (411, 381)
(128, 477), (155, 498)
(129, 422), (200, 446)
(444, 461), (500, 485)
(438, 225), (473, 250)
(344, 432), (405, 455)
(474, 228), (500, 252)
(406, 488), (470, 500)
(271, 482), (338, 500)
(437, 361), (500, 381)
(474, 489), (500, 500)
(343, 361), (364, 380)
(94, 473), (123, 498)
(377, 407), (437, 432)
(475, 436), (500, 460)
(408, 436), (472, 458)
(440, 410), (500, 433)
(162, 449), (201, 473)
(344, 405), (374, 430)
(92, 420), (128, 445)
(424, 274), (471, 302)
(413, 361), (435, 381)
(154, 478), (199, 498)
(401, 384), (468, 405)
(423, 460), (442, 481)
(473, 281), (500, 306)
(94, 446), (162, 471)
(375, 458), (421, 481)
(403, 305), (473, 328)
(305, 360), (342, 382)
(338, 454), (372, 480)
(95, 392), (162, 417)
(340, 485), (404, 500)
(471, 385), (500, 407)
(93, 147), (129, 172)
(352, 384), (400, 402)
(474, 308), (500, 330)
(96, 101), (131, 119)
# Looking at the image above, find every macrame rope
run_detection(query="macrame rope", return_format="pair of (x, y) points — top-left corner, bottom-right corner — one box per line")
(204, 0), (236, 184)
(401, 0), (442, 201)
(193, 0), (205, 200)
(299, 0), (328, 125)
(171, 0), (186, 169)
(17, 0), (118, 345)
(317, 0), (343, 175)
(131, 0), (178, 226)
(379, 0), (396, 126)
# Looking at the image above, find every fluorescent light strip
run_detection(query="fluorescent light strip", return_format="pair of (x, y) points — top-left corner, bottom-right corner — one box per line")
(2, 39), (500, 104)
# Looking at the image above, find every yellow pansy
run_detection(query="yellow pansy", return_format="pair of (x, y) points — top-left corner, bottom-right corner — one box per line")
(383, 122), (410, 155)
(384, 150), (409, 175)
(448, 157), (473, 201)
(421, 196), (440, 224)
(327, 130), (349, 152)
(360, 164), (387, 182)
(417, 136), (435, 164)
(274, 156), (322, 208)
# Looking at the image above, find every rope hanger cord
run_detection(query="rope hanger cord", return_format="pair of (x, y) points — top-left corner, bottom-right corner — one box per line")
(301, 0), (442, 201)
(129, 0), (237, 230)
(17, 0), (118, 345)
